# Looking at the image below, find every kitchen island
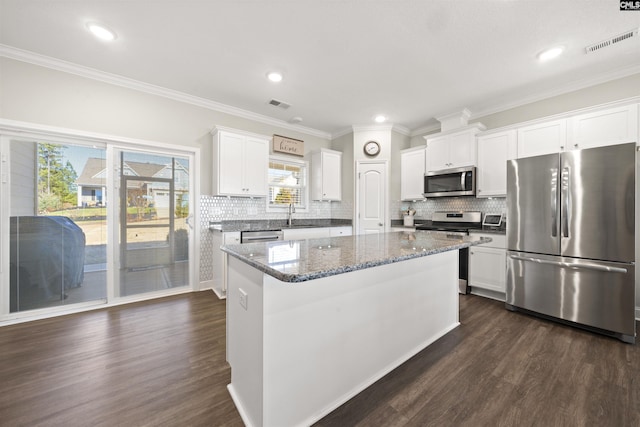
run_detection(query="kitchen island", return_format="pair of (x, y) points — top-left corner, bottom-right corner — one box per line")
(221, 231), (490, 427)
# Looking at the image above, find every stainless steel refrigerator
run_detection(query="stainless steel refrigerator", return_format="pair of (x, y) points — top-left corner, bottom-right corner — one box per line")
(506, 142), (636, 343)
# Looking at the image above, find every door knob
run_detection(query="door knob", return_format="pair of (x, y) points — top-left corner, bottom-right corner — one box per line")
(378, 223), (383, 226)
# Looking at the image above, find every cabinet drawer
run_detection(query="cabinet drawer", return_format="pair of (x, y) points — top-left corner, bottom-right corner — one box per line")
(470, 233), (505, 249)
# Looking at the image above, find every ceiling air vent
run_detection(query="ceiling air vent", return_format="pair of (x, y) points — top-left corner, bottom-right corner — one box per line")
(585, 28), (638, 54)
(268, 98), (291, 109)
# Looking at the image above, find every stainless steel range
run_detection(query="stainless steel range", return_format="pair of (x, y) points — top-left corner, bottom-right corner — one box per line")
(416, 211), (483, 294)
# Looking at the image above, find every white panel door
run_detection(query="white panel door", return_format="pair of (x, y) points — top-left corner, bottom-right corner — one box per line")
(357, 163), (386, 235)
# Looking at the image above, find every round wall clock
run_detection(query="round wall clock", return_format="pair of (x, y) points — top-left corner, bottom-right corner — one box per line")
(363, 140), (381, 157)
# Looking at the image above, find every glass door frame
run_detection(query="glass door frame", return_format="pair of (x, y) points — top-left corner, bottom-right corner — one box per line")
(0, 122), (200, 323)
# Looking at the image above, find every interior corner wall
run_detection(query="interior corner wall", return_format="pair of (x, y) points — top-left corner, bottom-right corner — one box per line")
(0, 57), (332, 195)
(331, 132), (354, 219)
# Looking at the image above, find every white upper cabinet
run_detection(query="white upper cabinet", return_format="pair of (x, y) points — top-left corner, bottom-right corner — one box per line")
(476, 130), (517, 198)
(516, 119), (567, 158)
(568, 104), (638, 150)
(311, 148), (342, 201)
(212, 127), (269, 197)
(400, 146), (426, 201)
(425, 124), (484, 172)
(515, 102), (639, 159)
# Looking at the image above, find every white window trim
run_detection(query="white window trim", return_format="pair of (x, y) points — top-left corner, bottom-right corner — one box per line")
(266, 155), (309, 213)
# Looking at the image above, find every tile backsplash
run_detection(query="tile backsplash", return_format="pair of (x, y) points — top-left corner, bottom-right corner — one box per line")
(198, 195), (351, 282)
(399, 198), (507, 220)
(198, 195), (506, 283)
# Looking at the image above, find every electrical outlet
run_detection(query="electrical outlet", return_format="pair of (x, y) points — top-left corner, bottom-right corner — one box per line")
(209, 207), (221, 216)
(239, 288), (248, 310)
(248, 207), (257, 216)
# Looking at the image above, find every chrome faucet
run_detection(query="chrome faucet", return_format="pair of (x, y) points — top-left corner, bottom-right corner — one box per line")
(287, 203), (296, 226)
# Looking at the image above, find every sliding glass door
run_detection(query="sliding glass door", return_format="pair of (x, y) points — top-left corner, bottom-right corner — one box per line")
(7, 140), (107, 312)
(1, 135), (196, 319)
(117, 150), (190, 297)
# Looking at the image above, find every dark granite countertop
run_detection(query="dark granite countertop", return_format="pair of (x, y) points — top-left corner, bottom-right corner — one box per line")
(209, 218), (352, 232)
(221, 230), (491, 283)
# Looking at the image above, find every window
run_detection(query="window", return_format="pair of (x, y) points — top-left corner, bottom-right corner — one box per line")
(267, 157), (307, 211)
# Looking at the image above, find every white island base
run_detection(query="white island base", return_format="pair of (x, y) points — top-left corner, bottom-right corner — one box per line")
(226, 250), (459, 427)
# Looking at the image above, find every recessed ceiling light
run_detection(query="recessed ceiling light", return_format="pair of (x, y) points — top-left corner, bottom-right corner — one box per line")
(374, 115), (387, 123)
(86, 22), (117, 41)
(267, 72), (283, 82)
(537, 46), (564, 62)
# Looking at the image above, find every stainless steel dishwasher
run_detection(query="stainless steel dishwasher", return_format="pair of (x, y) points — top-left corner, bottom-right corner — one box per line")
(240, 229), (284, 243)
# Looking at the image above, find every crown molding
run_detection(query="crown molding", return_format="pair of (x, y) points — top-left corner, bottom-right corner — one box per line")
(352, 124), (396, 133)
(469, 64), (640, 120)
(391, 124), (411, 136)
(331, 127), (354, 140)
(410, 123), (441, 137)
(0, 44), (332, 140)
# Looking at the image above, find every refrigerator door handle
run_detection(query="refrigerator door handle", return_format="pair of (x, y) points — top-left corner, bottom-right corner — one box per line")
(509, 254), (629, 274)
(561, 167), (570, 238)
(551, 167), (558, 237)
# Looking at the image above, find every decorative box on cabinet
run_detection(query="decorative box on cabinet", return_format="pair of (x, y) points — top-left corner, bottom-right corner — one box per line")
(400, 146), (427, 201)
(311, 148), (342, 201)
(211, 126), (269, 197)
(424, 123), (485, 172)
(476, 130), (517, 197)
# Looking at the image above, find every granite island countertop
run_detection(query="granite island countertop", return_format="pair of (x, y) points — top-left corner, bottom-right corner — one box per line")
(209, 218), (352, 232)
(221, 230), (491, 283)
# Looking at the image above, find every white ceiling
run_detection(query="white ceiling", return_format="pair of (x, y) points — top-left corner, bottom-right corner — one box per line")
(1, 1), (639, 138)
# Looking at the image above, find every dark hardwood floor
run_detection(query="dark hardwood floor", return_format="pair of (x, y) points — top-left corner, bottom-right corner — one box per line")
(1, 291), (638, 426)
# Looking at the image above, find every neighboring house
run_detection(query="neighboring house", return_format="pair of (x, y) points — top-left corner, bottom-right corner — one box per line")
(76, 158), (189, 212)
(75, 157), (107, 207)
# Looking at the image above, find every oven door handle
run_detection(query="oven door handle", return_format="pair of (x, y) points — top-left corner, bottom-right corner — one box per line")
(242, 235), (282, 242)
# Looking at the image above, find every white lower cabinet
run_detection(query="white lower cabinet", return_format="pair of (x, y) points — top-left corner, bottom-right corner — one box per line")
(284, 226), (353, 240)
(284, 227), (331, 240)
(468, 233), (506, 296)
(329, 226), (352, 237)
(211, 231), (241, 299)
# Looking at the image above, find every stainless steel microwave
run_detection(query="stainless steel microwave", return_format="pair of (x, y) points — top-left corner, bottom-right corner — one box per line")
(423, 166), (476, 197)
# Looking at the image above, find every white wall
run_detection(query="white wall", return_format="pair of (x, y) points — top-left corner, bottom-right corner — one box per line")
(0, 58), (332, 195)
